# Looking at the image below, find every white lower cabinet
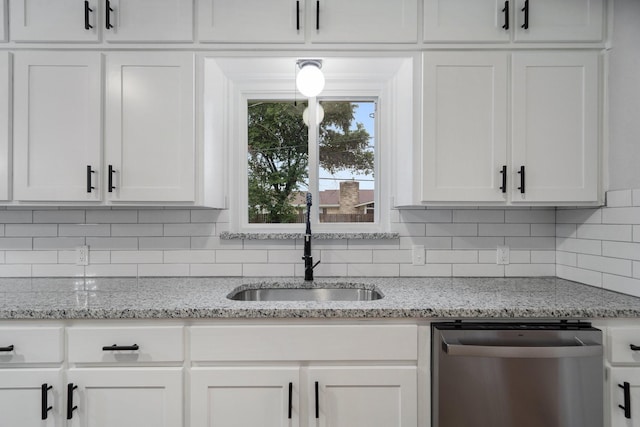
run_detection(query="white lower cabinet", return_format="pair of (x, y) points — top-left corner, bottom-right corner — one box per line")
(610, 368), (640, 425)
(0, 368), (63, 426)
(0, 51), (9, 201)
(66, 368), (183, 427)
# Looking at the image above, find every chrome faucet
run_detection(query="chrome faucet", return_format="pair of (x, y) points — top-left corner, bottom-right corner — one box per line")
(303, 193), (320, 281)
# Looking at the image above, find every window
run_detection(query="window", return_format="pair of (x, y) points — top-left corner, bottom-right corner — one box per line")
(246, 99), (377, 226)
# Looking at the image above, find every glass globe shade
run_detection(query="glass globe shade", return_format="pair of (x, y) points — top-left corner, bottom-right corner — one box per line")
(303, 104), (325, 127)
(296, 63), (325, 97)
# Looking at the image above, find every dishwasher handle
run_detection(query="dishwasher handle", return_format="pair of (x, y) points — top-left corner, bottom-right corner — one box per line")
(442, 338), (602, 358)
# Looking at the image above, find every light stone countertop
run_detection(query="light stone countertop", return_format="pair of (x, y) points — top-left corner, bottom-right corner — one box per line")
(1, 277), (640, 320)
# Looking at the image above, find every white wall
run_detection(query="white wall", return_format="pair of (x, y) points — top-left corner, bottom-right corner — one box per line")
(608, 0), (640, 190)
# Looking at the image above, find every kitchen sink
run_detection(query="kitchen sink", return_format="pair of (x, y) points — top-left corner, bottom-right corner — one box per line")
(228, 285), (383, 302)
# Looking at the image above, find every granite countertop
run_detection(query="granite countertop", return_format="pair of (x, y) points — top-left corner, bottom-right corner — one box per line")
(1, 277), (640, 320)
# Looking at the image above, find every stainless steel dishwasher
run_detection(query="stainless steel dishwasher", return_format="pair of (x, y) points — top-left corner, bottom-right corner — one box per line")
(432, 322), (603, 427)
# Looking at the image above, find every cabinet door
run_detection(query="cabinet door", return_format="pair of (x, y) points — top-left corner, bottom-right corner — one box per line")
(424, 0), (511, 42)
(66, 368), (183, 427)
(9, 0), (99, 42)
(308, 366), (417, 427)
(105, 53), (195, 202)
(511, 52), (599, 203)
(0, 52), (8, 201)
(0, 0), (6, 42)
(0, 369), (63, 427)
(198, 0), (303, 43)
(103, 0), (193, 42)
(310, 0), (418, 43)
(13, 52), (102, 202)
(513, 0), (604, 42)
(610, 368), (640, 426)
(422, 52), (508, 202)
(190, 367), (299, 427)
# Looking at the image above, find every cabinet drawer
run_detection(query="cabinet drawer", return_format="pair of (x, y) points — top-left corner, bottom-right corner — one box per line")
(609, 328), (640, 365)
(0, 327), (63, 364)
(191, 325), (417, 362)
(68, 327), (184, 363)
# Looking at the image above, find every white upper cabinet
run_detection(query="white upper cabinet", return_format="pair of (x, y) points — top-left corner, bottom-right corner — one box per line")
(513, 0), (604, 42)
(9, 0), (99, 42)
(198, 0), (303, 43)
(105, 53), (195, 202)
(103, 0), (193, 42)
(424, 0), (511, 43)
(511, 52), (599, 203)
(0, 52), (8, 201)
(424, 0), (604, 43)
(310, 0), (418, 43)
(13, 52), (102, 202)
(422, 52), (508, 202)
(0, 0), (6, 41)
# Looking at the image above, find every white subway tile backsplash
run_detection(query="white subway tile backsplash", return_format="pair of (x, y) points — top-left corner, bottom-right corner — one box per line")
(347, 263), (399, 277)
(86, 210), (137, 223)
(111, 224), (163, 237)
(607, 190), (633, 207)
(190, 263), (242, 277)
(634, 261), (640, 279)
(138, 264), (190, 277)
(556, 224), (577, 238)
(453, 210), (504, 223)
(399, 236), (451, 250)
(634, 226), (640, 242)
(556, 251), (578, 267)
(603, 274), (640, 298)
(86, 237), (138, 250)
(556, 237), (602, 255)
(602, 207), (640, 225)
(86, 250), (111, 264)
(556, 265), (602, 287)
(348, 239), (400, 250)
(577, 224), (632, 241)
(138, 237), (190, 250)
(32, 264), (84, 277)
(425, 223), (477, 237)
(0, 238), (33, 250)
(602, 241), (640, 261)
(33, 210), (85, 224)
(0, 210), (33, 223)
(243, 263), (295, 277)
(400, 263), (451, 277)
(505, 209), (555, 224)
(510, 250), (532, 264)
(391, 222), (426, 237)
(34, 237), (84, 250)
(138, 210), (190, 223)
(505, 264), (555, 277)
(427, 250), (477, 264)
(531, 224), (556, 237)
(5, 224), (57, 237)
(86, 264), (137, 277)
(634, 190), (640, 206)
(164, 250), (214, 264)
(479, 224), (530, 237)
(400, 209), (452, 223)
(191, 209), (226, 223)
(372, 249), (412, 264)
(452, 236), (504, 250)
(577, 254), (633, 276)
(267, 249), (313, 263)
(111, 251), (163, 264)
(296, 263), (348, 278)
(506, 237), (555, 250)
(5, 251), (57, 264)
(0, 265), (32, 277)
(164, 223), (215, 237)
(216, 250), (268, 264)
(321, 250), (372, 264)
(191, 236), (243, 250)
(556, 208), (602, 224)
(244, 240), (296, 250)
(531, 251), (555, 264)
(453, 264), (504, 277)
(59, 224), (110, 237)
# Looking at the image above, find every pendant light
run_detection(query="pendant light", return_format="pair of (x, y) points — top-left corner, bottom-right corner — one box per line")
(296, 59), (325, 98)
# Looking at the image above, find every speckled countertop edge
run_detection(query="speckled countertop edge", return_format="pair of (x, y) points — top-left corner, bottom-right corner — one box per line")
(219, 232), (399, 240)
(1, 277), (640, 320)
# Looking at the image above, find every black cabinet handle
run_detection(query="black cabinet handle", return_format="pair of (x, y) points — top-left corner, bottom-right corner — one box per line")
(315, 381), (319, 419)
(288, 382), (293, 419)
(106, 0), (114, 29)
(0, 344), (14, 352)
(316, 1), (320, 30)
(84, 1), (93, 30)
(108, 165), (116, 192)
(517, 165), (525, 194)
(102, 344), (139, 351)
(67, 383), (78, 420)
(521, 0), (529, 29)
(619, 382), (631, 419)
(630, 344), (640, 351)
(499, 165), (507, 193)
(86, 165), (95, 193)
(502, 1), (509, 30)
(296, 1), (300, 31)
(41, 384), (53, 420)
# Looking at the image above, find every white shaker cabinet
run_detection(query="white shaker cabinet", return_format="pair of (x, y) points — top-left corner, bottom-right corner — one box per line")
(198, 0), (304, 43)
(13, 52), (102, 202)
(104, 53), (195, 202)
(0, 52), (9, 201)
(191, 367), (300, 426)
(513, 0), (604, 43)
(511, 52), (599, 203)
(9, 0), (99, 42)
(424, 0), (511, 43)
(422, 52), (508, 202)
(309, 0), (418, 43)
(103, 0), (193, 43)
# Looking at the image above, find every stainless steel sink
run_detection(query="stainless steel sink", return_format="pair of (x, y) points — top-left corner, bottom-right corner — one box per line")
(228, 285), (383, 302)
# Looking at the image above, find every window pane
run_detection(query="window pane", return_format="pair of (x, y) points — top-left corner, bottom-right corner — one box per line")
(318, 101), (375, 223)
(247, 101), (308, 224)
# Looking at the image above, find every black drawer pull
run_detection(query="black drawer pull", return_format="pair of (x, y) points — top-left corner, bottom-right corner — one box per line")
(499, 165), (507, 193)
(619, 382), (631, 419)
(0, 344), (14, 352)
(288, 382), (293, 419)
(42, 384), (53, 420)
(502, 1), (509, 30)
(84, 1), (93, 30)
(106, 0), (114, 29)
(67, 383), (78, 420)
(86, 165), (95, 193)
(517, 165), (525, 194)
(108, 165), (116, 192)
(102, 344), (139, 351)
(521, 0), (529, 29)
(315, 381), (319, 419)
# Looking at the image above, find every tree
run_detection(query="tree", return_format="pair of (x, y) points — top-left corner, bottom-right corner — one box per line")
(247, 101), (373, 223)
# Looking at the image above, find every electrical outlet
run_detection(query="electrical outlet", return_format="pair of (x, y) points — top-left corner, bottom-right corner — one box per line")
(497, 245), (509, 265)
(412, 245), (425, 266)
(76, 246), (89, 266)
